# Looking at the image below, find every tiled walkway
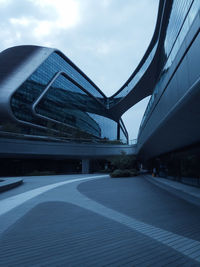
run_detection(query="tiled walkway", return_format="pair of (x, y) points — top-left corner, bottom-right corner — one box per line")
(0, 174), (200, 266)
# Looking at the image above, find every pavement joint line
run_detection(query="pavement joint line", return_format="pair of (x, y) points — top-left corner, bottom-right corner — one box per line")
(150, 231), (173, 237)
(184, 244), (200, 255)
(162, 236), (184, 244)
(171, 240), (199, 250)
(61, 180), (200, 263)
(0, 175), (108, 216)
(168, 238), (191, 247)
(174, 242), (199, 251)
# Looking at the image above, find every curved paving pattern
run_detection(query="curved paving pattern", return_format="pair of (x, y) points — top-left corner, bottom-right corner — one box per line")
(0, 175), (200, 266)
(63, 179), (200, 263)
(0, 175), (105, 216)
(78, 177), (200, 241)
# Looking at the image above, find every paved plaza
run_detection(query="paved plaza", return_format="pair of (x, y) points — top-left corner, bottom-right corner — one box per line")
(0, 174), (200, 266)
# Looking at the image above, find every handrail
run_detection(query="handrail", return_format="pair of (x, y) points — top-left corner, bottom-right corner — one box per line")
(0, 130), (129, 145)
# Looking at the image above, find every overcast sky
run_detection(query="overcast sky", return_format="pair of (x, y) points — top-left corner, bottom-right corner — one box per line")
(0, 0), (159, 140)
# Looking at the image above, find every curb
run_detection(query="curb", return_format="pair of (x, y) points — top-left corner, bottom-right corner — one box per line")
(145, 175), (200, 207)
(0, 178), (23, 193)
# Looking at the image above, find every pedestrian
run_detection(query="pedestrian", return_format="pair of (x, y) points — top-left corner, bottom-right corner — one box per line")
(152, 167), (157, 177)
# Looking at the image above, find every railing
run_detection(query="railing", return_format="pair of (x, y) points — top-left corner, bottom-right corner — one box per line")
(0, 131), (128, 145)
(129, 139), (137, 145)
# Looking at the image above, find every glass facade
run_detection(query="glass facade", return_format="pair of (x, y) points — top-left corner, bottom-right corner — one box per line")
(164, 0), (194, 58)
(109, 0), (199, 113)
(87, 113), (118, 140)
(10, 52), (127, 142)
(35, 73), (115, 139)
(109, 41), (158, 107)
(140, 0), (200, 130)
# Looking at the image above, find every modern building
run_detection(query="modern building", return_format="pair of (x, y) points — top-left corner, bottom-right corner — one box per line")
(0, 46), (128, 144)
(0, 0), (199, 172)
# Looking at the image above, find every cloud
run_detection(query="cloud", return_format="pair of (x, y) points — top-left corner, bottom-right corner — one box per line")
(32, 0), (80, 29)
(0, 0), (11, 4)
(10, 17), (31, 26)
(0, 0), (81, 47)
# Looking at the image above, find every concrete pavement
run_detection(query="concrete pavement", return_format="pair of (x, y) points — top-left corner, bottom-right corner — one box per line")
(0, 174), (200, 266)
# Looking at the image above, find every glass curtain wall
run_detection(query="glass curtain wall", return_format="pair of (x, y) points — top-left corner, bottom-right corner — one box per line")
(140, 0), (200, 129)
(10, 52), (125, 141)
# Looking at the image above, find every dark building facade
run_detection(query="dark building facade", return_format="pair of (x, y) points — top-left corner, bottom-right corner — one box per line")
(0, 0), (199, 167)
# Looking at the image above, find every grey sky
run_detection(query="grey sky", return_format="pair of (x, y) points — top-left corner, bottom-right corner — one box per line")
(0, 0), (159, 140)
